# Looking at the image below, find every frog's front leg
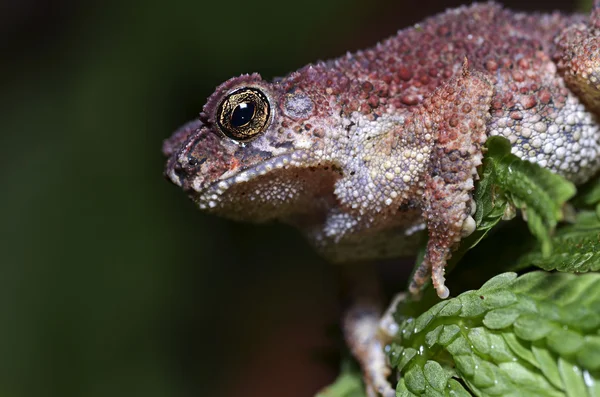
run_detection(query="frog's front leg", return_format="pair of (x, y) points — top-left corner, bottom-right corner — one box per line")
(555, 0), (600, 116)
(338, 264), (395, 397)
(343, 300), (394, 397)
(408, 64), (494, 298)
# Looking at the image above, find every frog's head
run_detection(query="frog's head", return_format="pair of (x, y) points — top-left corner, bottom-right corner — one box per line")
(163, 71), (343, 223)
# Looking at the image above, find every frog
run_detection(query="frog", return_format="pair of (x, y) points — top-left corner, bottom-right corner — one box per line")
(163, 2), (600, 395)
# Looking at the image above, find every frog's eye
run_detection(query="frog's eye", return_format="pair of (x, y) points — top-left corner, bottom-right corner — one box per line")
(216, 87), (270, 141)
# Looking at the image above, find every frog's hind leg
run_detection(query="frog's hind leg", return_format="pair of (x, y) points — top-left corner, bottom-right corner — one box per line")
(555, 0), (600, 116)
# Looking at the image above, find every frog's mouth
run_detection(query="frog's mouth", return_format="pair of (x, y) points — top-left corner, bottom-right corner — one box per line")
(194, 150), (309, 205)
(191, 154), (342, 225)
(194, 151), (343, 222)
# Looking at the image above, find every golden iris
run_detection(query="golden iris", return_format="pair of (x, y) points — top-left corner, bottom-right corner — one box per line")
(217, 88), (270, 141)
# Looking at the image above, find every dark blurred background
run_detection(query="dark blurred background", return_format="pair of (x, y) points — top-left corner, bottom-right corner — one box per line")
(0, 0), (585, 396)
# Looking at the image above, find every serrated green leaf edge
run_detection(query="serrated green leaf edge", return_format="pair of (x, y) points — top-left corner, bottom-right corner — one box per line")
(515, 211), (600, 273)
(388, 272), (600, 396)
(474, 137), (576, 257)
(315, 359), (367, 397)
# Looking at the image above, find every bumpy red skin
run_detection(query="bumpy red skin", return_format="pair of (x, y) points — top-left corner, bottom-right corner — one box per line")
(165, 2), (600, 395)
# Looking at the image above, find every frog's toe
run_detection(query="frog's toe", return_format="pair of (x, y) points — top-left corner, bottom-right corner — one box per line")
(461, 215), (476, 237)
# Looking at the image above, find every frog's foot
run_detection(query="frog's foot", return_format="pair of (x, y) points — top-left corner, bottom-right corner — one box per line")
(555, 0), (600, 115)
(409, 62), (494, 299)
(343, 300), (395, 397)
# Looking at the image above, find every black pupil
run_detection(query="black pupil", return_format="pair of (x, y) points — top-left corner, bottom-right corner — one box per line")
(230, 102), (255, 128)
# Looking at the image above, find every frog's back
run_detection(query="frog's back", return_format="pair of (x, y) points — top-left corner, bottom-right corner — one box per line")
(328, 2), (599, 183)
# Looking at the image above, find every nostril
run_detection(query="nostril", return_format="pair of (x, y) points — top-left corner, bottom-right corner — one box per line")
(188, 156), (207, 167)
(172, 157), (206, 180)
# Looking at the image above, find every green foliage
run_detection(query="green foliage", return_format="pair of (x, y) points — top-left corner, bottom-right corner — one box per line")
(381, 137), (600, 396)
(387, 272), (600, 397)
(469, 136), (575, 255)
(516, 211), (600, 273)
(466, 137), (600, 274)
(316, 360), (366, 397)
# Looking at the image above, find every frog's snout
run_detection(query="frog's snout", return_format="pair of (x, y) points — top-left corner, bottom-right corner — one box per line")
(169, 151), (209, 191)
(164, 122), (234, 195)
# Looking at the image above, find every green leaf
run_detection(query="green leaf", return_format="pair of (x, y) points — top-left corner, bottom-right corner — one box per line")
(513, 314), (554, 341)
(532, 345), (562, 390)
(446, 379), (473, 397)
(516, 211), (600, 273)
(396, 378), (418, 397)
(387, 272), (600, 396)
(483, 307), (521, 329)
(315, 360), (366, 397)
(478, 272), (518, 291)
(405, 365), (427, 393)
(558, 358), (588, 397)
(573, 174), (600, 207)
(423, 361), (448, 391)
(474, 136), (576, 256)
